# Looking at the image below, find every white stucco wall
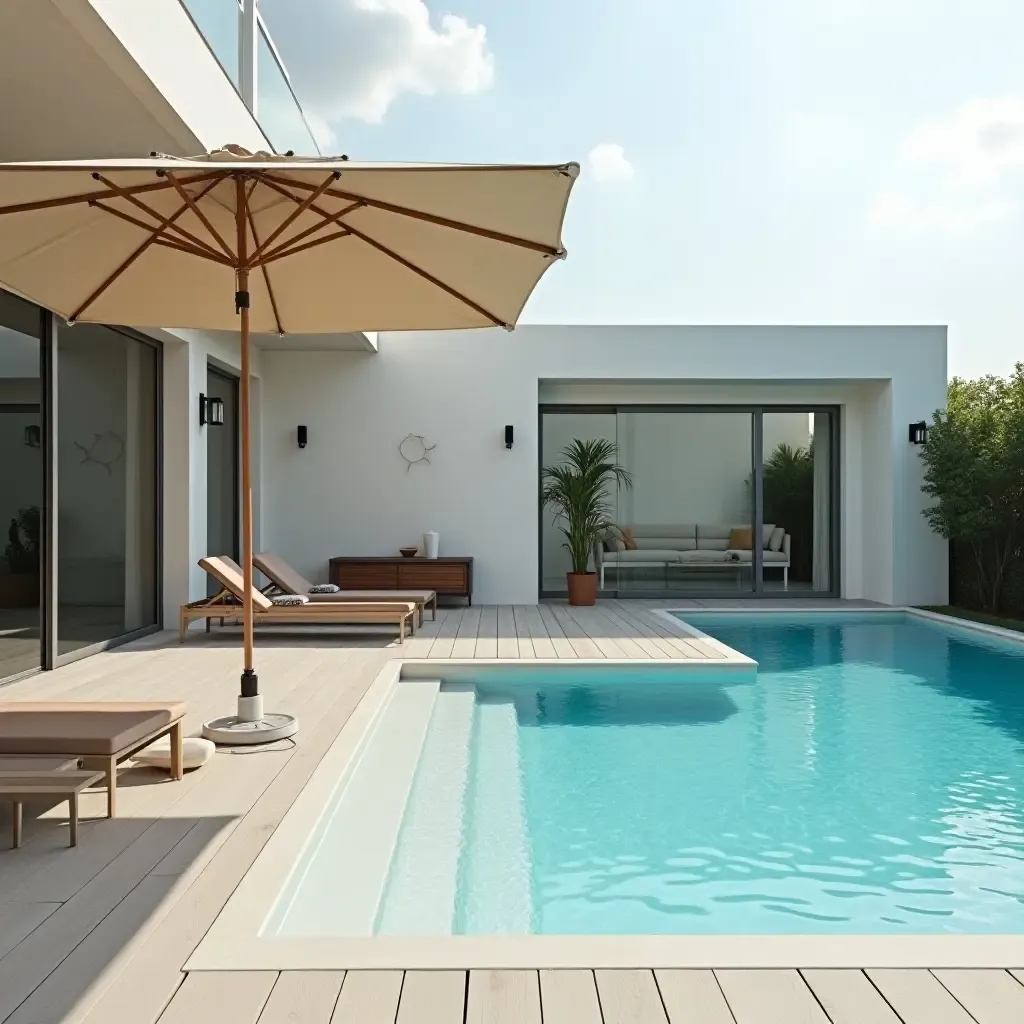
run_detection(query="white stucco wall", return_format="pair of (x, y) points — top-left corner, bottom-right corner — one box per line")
(159, 328), (263, 624)
(255, 326), (948, 607)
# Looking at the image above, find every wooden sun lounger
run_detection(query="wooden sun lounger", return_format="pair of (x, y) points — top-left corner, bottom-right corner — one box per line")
(253, 551), (437, 625)
(183, 556), (417, 643)
(0, 703), (186, 818)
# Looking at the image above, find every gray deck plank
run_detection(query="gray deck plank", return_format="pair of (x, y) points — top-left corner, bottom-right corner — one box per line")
(427, 606), (463, 658)
(867, 969), (977, 1024)
(156, 972), (277, 1024)
(258, 971), (345, 1023)
(396, 971), (466, 1024)
(548, 605), (603, 658)
(802, 970), (903, 1024)
(539, 970), (602, 1023)
(932, 969), (1024, 1024)
(595, 969), (669, 1024)
(497, 605), (519, 658)
(474, 606), (499, 658)
(654, 969), (735, 1023)
(716, 969), (830, 1023)
(466, 970), (541, 1024)
(536, 604), (576, 657)
(330, 970), (404, 1023)
(451, 606), (482, 658)
(523, 604), (556, 658)
(512, 606), (537, 658)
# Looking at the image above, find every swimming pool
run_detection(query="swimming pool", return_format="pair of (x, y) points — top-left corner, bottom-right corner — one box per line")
(188, 612), (1024, 969)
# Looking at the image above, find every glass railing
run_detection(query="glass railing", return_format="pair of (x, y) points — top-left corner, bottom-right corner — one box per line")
(257, 26), (321, 156)
(179, 0), (240, 88)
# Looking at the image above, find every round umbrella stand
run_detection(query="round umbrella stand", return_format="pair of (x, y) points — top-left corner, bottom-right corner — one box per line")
(203, 708), (298, 745)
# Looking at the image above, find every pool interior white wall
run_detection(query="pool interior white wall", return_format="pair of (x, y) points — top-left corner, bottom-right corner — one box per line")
(258, 325), (947, 605)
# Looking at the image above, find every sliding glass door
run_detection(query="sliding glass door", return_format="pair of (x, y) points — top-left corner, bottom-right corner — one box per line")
(539, 405), (839, 599)
(0, 285), (162, 685)
(57, 324), (160, 654)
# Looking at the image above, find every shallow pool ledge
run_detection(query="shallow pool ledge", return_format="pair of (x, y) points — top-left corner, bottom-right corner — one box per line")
(398, 654), (757, 687)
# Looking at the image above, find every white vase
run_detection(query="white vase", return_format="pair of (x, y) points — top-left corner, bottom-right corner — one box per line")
(423, 531), (439, 559)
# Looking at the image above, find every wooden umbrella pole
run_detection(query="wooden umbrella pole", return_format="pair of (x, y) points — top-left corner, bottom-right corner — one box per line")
(236, 176), (257, 701)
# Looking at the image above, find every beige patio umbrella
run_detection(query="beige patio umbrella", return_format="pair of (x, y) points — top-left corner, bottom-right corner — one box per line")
(0, 146), (578, 742)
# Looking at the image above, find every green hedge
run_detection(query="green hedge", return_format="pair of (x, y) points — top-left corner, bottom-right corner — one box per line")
(950, 541), (1024, 619)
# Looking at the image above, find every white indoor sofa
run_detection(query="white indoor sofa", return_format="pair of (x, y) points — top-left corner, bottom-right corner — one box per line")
(596, 524), (791, 589)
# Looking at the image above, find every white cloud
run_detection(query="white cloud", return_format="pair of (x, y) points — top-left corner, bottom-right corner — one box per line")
(868, 95), (1024, 233)
(901, 96), (1024, 189)
(868, 190), (1018, 233)
(585, 143), (635, 183)
(260, 0), (494, 138)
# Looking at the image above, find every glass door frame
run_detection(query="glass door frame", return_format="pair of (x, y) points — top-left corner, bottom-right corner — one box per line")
(537, 403), (841, 601)
(206, 362), (241, 566)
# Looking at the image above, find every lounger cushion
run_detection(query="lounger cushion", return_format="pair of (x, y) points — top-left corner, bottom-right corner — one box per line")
(0, 702), (186, 756)
(308, 584), (340, 594)
(271, 594), (309, 605)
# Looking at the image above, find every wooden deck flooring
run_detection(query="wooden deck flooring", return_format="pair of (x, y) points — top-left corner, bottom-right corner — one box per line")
(0, 600), (1018, 1024)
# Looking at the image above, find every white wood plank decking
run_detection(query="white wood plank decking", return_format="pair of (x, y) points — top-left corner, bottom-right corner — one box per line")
(0, 600), (1018, 1024)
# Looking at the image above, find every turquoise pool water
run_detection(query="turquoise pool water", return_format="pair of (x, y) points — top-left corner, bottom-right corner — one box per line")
(384, 613), (1024, 935)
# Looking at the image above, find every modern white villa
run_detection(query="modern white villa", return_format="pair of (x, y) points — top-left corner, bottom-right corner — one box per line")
(10, 7), (1024, 1024)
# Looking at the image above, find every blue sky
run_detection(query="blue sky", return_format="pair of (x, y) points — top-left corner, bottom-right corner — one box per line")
(262, 0), (1024, 379)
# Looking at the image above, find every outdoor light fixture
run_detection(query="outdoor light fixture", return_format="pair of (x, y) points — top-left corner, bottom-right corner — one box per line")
(297, 425), (308, 449)
(199, 394), (225, 427)
(504, 424), (514, 449)
(909, 420), (929, 445)
(23, 424), (41, 448)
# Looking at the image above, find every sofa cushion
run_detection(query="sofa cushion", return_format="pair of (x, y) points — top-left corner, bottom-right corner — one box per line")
(676, 550), (731, 563)
(634, 537), (697, 551)
(620, 527), (638, 550)
(768, 527), (785, 552)
(728, 527), (753, 550)
(606, 548), (682, 563)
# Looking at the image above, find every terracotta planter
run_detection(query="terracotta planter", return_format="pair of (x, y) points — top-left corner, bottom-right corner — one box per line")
(566, 571), (597, 606)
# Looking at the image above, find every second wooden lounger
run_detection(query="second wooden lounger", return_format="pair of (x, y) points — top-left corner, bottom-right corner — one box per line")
(182, 556), (417, 643)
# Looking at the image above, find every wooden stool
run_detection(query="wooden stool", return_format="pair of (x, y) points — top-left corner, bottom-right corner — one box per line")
(0, 770), (105, 848)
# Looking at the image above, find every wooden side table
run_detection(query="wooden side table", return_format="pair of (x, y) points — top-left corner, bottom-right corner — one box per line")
(0, 764), (104, 848)
(329, 556), (474, 605)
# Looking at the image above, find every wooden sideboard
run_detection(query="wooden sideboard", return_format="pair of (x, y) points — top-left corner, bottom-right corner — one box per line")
(329, 556), (474, 605)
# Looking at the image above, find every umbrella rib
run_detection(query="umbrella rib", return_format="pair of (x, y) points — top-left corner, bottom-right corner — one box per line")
(244, 204), (284, 334)
(248, 172), (340, 263)
(163, 171), (236, 261)
(253, 178), (507, 325)
(257, 227), (352, 266)
(69, 178), (221, 322)
(261, 172), (564, 257)
(90, 200), (233, 265)
(0, 171), (220, 218)
(345, 222), (509, 328)
(92, 174), (228, 263)
(252, 199), (364, 265)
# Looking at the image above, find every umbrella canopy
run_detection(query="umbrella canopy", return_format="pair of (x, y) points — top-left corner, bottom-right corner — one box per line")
(0, 146), (578, 737)
(0, 146), (578, 332)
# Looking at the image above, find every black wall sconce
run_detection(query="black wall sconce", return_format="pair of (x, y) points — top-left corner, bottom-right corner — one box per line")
(908, 420), (929, 445)
(199, 393), (225, 427)
(23, 424), (41, 448)
(297, 425), (308, 449)
(504, 425), (514, 449)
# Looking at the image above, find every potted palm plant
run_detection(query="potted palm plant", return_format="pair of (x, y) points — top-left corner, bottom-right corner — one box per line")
(542, 439), (632, 605)
(1, 505), (41, 608)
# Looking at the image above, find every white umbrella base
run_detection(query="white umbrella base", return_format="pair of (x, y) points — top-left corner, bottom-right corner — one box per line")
(202, 696), (298, 745)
